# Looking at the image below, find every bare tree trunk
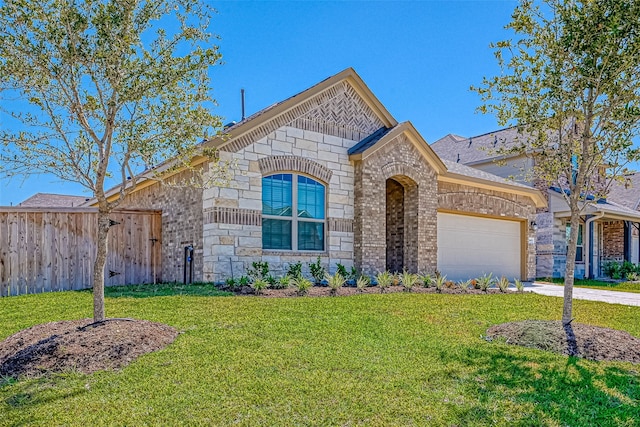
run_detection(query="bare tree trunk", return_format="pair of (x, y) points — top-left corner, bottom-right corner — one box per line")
(93, 209), (111, 322)
(563, 210), (581, 325)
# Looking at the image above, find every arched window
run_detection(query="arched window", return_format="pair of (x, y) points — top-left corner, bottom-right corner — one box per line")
(262, 173), (325, 251)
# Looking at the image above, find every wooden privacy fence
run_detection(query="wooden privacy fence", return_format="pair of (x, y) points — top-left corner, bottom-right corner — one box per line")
(0, 208), (161, 297)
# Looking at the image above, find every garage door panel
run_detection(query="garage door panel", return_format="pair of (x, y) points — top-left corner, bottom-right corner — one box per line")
(437, 213), (521, 281)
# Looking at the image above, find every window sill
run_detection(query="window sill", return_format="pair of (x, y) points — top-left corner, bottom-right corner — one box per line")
(262, 250), (328, 257)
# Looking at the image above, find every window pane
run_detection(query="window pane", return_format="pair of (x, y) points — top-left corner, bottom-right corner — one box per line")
(262, 219), (292, 250)
(577, 224), (583, 245)
(576, 246), (583, 262)
(297, 175), (325, 219)
(262, 174), (292, 217)
(298, 221), (324, 251)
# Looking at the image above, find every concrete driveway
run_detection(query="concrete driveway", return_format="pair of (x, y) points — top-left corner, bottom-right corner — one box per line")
(525, 282), (640, 307)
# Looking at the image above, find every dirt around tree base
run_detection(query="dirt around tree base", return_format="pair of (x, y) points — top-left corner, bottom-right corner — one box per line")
(486, 320), (640, 364)
(0, 319), (179, 379)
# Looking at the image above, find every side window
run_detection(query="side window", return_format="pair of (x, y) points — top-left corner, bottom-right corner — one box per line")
(262, 173), (325, 251)
(566, 222), (584, 262)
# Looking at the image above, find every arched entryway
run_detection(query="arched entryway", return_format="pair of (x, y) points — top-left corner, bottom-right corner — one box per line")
(385, 176), (419, 273)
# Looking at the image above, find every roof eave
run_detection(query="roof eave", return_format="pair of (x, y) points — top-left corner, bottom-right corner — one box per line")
(438, 173), (547, 208)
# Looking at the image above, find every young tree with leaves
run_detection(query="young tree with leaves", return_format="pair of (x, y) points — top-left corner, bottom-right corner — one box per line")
(475, 0), (640, 324)
(0, 0), (231, 321)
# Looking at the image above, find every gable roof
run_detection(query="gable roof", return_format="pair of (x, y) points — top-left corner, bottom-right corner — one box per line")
(90, 68), (545, 208)
(607, 172), (640, 211)
(348, 121), (447, 174)
(18, 193), (88, 207)
(431, 126), (525, 165)
(94, 68), (399, 203)
(210, 67), (398, 153)
(347, 122), (546, 207)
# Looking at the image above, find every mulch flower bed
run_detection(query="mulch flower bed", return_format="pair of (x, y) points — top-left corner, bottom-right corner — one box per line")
(0, 318), (178, 379)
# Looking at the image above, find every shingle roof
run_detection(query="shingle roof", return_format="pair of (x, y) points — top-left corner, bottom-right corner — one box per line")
(18, 193), (88, 207)
(431, 127), (526, 164)
(606, 172), (640, 211)
(593, 198), (640, 220)
(442, 159), (535, 190)
(347, 126), (393, 155)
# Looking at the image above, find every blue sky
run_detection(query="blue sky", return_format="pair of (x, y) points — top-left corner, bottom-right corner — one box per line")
(0, 0), (518, 205)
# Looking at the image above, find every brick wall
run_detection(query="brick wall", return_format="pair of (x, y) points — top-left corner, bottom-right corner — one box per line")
(354, 134), (439, 275)
(385, 178), (405, 272)
(602, 220), (625, 262)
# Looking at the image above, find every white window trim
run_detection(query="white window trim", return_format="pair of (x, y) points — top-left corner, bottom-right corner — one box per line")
(262, 173), (326, 251)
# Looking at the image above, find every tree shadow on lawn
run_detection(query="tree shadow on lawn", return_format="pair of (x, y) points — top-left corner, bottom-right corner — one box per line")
(446, 344), (639, 426)
(1, 374), (87, 424)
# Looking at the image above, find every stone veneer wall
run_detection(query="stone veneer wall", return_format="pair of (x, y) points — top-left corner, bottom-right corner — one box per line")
(437, 182), (538, 280)
(202, 126), (358, 282)
(119, 170), (204, 282)
(354, 134), (438, 275)
(537, 216), (592, 279)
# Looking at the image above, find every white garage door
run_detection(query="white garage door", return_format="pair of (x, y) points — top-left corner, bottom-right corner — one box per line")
(437, 212), (522, 281)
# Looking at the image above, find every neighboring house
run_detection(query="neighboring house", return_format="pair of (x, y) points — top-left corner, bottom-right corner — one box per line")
(431, 128), (640, 279)
(84, 68), (545, 283)
(18, 193), (88, 207)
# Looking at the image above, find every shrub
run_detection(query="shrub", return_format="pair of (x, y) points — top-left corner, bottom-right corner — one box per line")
(287, 262), (303, 280)
(247, 261), (270, 281)
(292, 277), (312, 296)
(336, 263), (348, 279)
(626, 272), (640, 282)
(477, 273), (493, 292)
(309, 257), (326, 284)
(350, 266), (358, 280)
(603, 261), (622, 279)
(470, 279), (478, 289)
(223, 277), (241, 292)
(514, 279), (525, 292)
(433, 274), (447, 293)
(356, 275), (370, 292)
(457, 279), (472, 290)
(376, 271), (393, 293)
(400, 270), (418, 292)
(419, 273), (432, 288)
(326, 272), (346, 296)
(252, 278), (268, 295)
(622, 261), (637, 279)
(266, 275), (277, 287)
(272, 276), (290, 289)
(238, 276), (250, 287)
(497, 276), (510, 292)
(445, 280), (456, 289)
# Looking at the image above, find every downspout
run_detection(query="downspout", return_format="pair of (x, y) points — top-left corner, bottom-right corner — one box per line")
(584, 211), (605, 279)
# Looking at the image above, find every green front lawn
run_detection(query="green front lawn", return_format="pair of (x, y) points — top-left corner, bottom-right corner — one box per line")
(1, 290), (639, 426)
(545, 278), (640, 294)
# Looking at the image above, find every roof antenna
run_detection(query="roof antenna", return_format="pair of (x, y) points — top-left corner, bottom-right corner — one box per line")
(241, 88), (246, 121)
(457, 153), (460, 163)
(493, 135), (498, 146)
(468, 138), (472, 147)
